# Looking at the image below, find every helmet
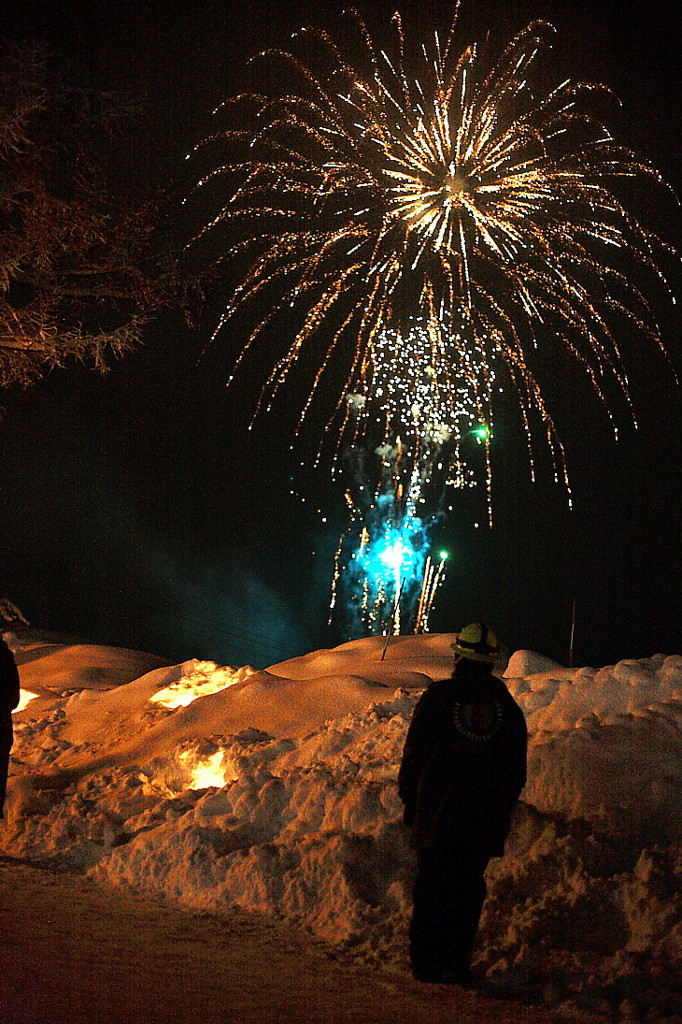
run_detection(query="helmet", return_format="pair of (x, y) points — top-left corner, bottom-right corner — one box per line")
(451, 623), (499, 663)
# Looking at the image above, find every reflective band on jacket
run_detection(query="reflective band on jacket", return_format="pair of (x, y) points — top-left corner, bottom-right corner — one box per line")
(452, 698), (503, 741)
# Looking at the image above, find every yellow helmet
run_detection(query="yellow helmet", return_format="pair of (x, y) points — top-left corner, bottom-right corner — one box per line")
(451, 623), (500, 663)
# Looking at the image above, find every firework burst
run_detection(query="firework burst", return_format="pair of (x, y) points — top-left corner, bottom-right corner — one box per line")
(188, 4), (677, 635)
(189, 4), (676, 506)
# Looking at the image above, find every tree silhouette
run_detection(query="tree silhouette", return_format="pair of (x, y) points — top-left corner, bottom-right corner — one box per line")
(0, 45), (193, 386)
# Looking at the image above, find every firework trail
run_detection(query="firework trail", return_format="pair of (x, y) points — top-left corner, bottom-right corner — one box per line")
(188, 4), (677, 633)
(330, 315), (491, 635)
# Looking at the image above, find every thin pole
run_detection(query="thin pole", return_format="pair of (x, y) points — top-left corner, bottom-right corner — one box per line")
(381, 576), (406, 661)
(568, 597), (577, 668)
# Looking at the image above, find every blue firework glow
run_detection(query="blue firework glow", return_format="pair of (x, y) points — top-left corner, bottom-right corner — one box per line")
(331, 502), (448, 637)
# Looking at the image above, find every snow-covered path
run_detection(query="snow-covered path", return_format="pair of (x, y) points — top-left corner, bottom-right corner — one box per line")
(0, 857), (559, 1024)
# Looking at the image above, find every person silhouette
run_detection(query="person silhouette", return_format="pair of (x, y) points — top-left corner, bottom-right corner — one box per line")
(0, 636), (20, 819)
(398, 624), (527, 984)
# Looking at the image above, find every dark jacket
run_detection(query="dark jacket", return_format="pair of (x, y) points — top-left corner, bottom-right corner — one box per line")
(0, 638), (20, 715)
(398, 670), (527, 855)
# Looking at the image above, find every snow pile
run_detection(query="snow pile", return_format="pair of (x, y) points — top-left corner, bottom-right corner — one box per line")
(3, 635), (681, 1020)
(13, 637), (169, 693)
(509, 655), (682, 842)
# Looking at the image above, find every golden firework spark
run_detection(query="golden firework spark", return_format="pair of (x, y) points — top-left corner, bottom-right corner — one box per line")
(189, 6), (676, 506)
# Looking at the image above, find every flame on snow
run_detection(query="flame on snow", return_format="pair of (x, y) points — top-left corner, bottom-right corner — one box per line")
(13, 690), (39, 714)
(149, 662), (247, 709)
(178, 748), (228, 790)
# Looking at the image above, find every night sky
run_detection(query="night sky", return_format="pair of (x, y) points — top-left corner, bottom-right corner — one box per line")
(2, 0), (680, 669)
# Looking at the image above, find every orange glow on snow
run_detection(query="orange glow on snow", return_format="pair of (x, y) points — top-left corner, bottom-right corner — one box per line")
(179, 749), (227, 790)
(149, 664), (240, 709)
(13, 690), (39, 714)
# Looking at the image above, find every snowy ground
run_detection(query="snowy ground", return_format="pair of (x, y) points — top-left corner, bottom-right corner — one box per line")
(3, 630), (681, 1022)
(0, 856), (562, 1024)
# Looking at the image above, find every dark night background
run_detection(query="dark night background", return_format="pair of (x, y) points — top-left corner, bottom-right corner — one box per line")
(1, 0), (680, 669)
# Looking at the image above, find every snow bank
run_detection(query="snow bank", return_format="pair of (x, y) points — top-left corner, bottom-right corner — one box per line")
(3, 635), (681, 1020)
(12, 639), (169, 693)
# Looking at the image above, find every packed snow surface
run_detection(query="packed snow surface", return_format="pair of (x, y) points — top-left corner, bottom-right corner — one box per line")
(3, 633), (681, 1021)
